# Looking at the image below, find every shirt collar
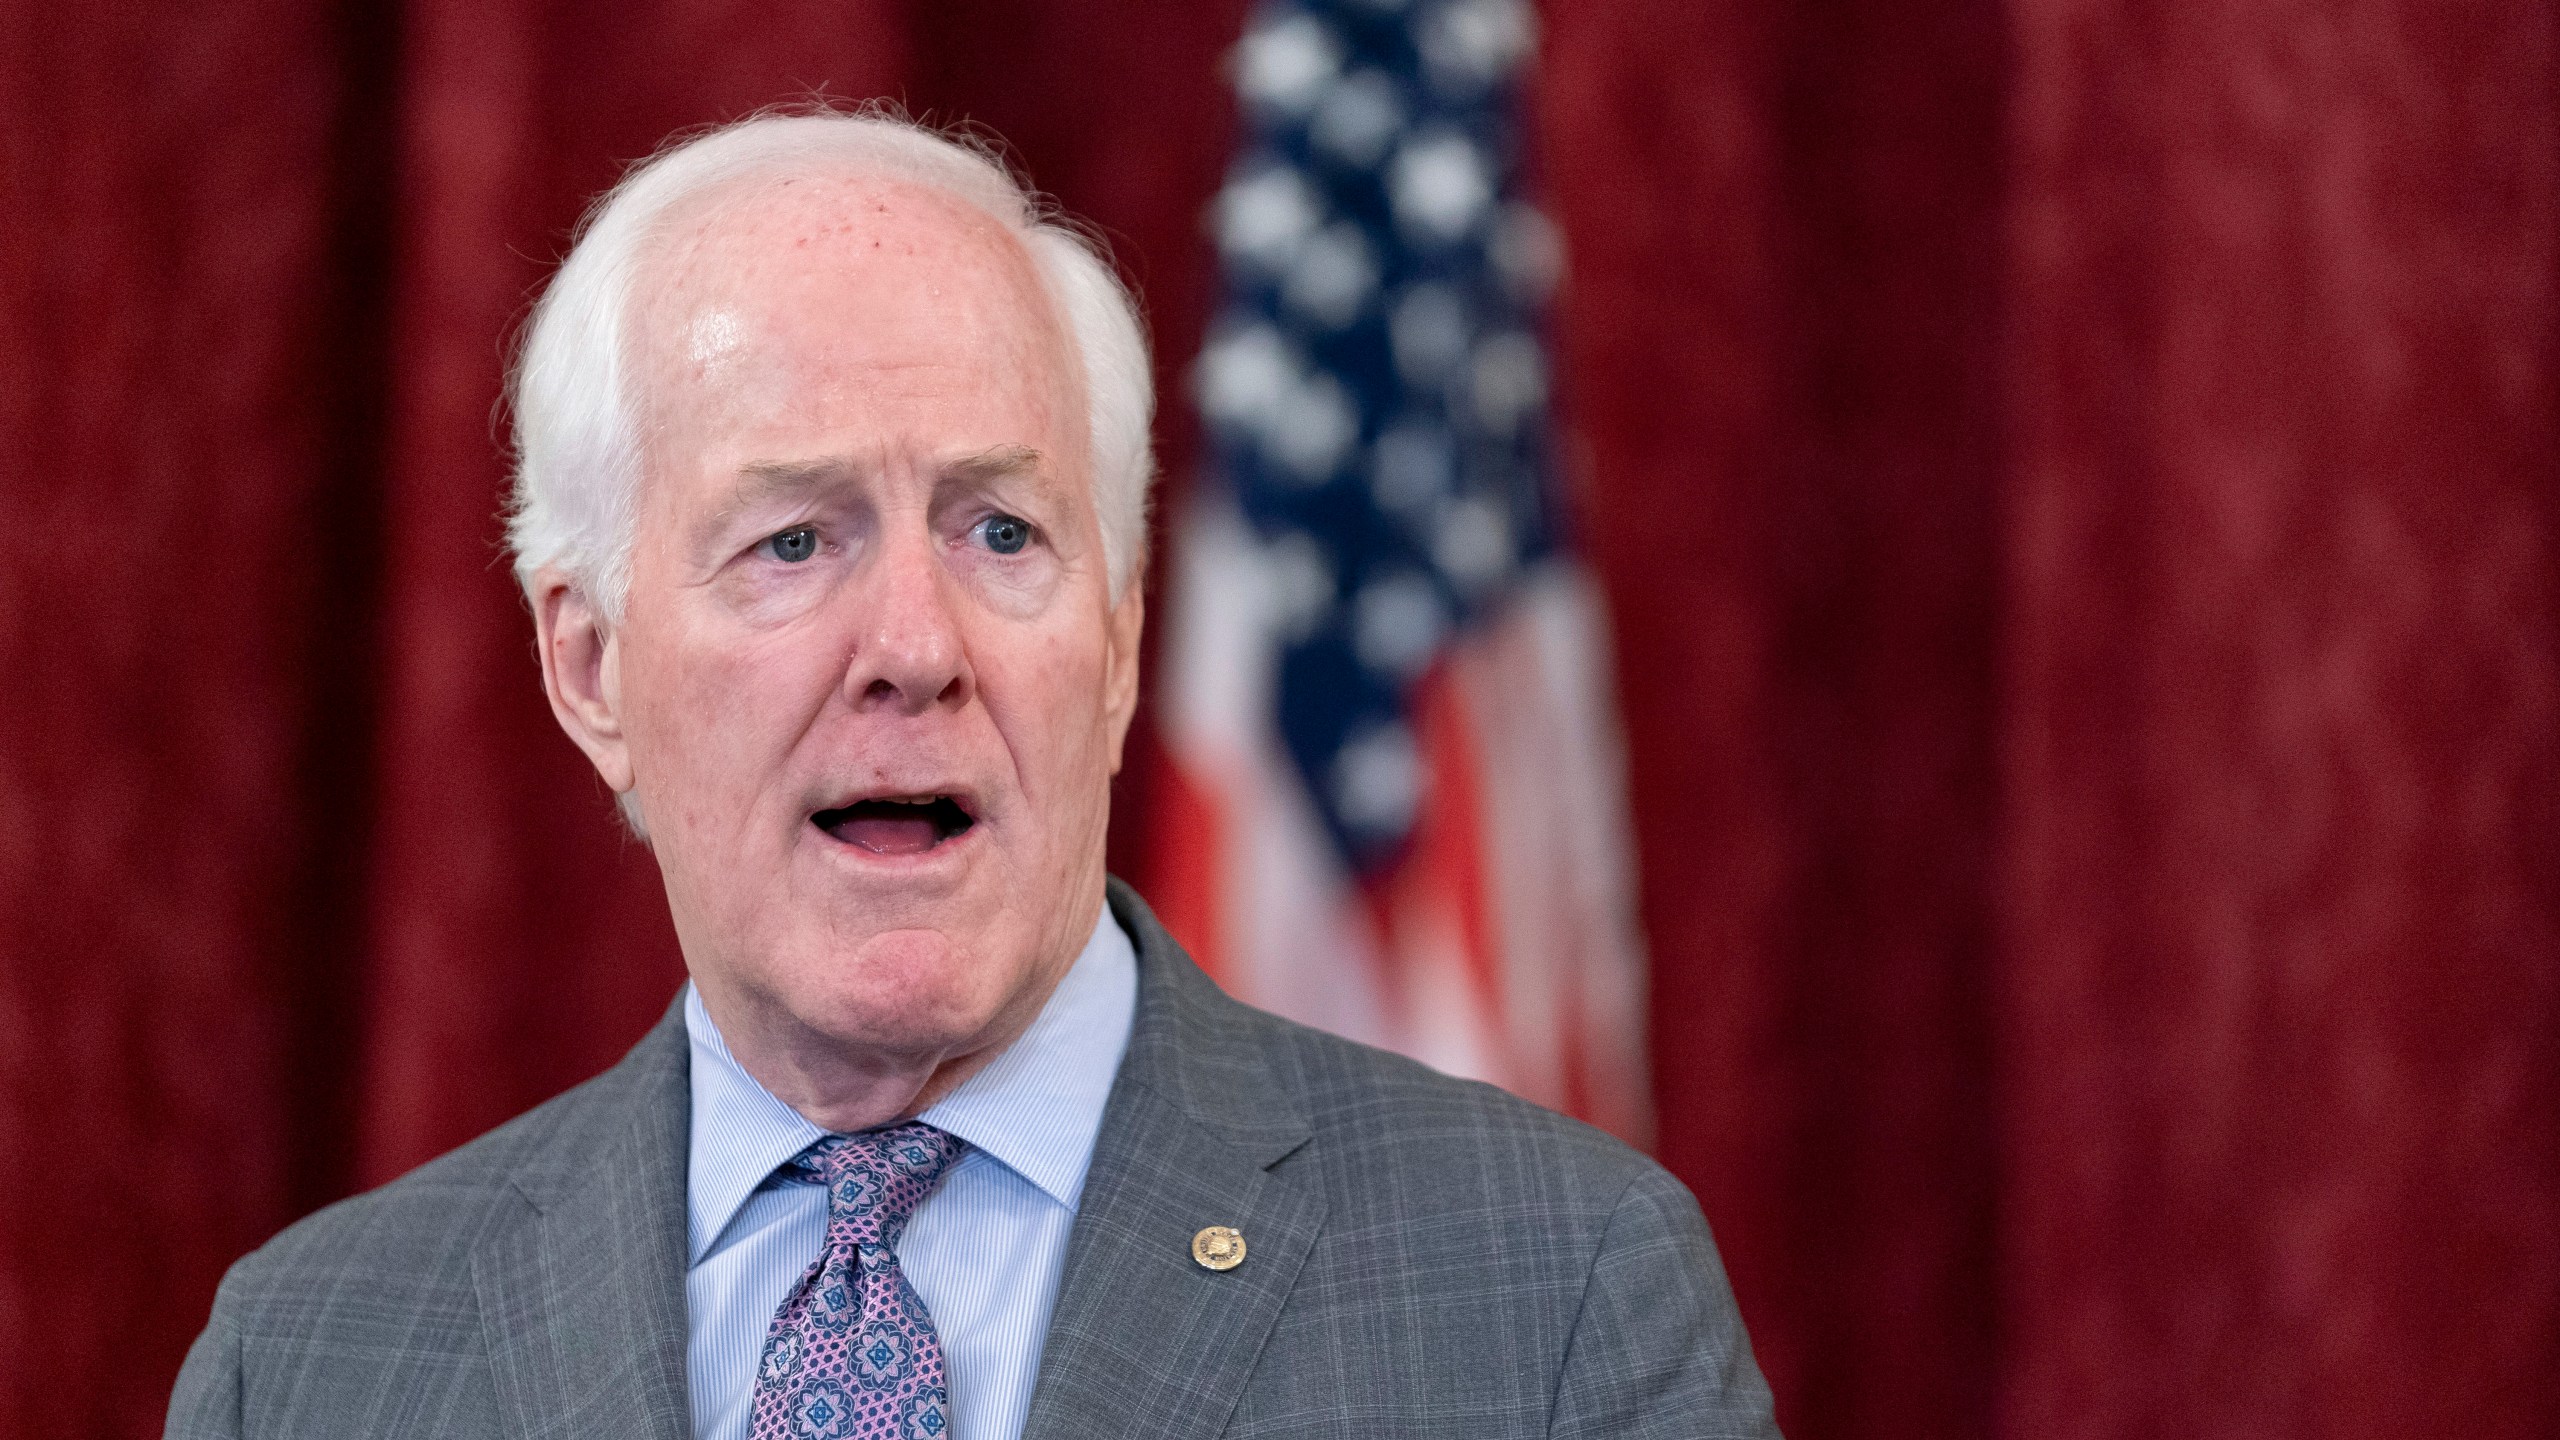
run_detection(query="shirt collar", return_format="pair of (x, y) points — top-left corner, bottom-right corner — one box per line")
(685, 905), (1139, 1265)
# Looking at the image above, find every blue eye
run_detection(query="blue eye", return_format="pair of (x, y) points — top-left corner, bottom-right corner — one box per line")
(765, 527), (818, 563)
(978, 514), (1033, 555)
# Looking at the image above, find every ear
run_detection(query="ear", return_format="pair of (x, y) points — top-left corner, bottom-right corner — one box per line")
(531, 569), (636, 795)
(1101, 560), (1147, 775)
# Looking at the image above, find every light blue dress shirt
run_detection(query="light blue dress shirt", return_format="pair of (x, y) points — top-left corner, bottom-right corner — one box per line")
(683, 908), (1137, 1440)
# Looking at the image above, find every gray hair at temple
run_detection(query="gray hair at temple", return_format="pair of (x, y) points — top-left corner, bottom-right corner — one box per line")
(503, 106), (1157, 619)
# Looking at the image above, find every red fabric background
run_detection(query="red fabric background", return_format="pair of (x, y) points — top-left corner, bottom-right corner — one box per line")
(2, 2), (2553, 1437)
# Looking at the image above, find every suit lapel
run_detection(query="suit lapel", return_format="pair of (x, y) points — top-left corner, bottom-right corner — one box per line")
(474, 1003), (694, 1440)
(1023, 883), (1328, 1440)
(458, 886), (1316, 1440)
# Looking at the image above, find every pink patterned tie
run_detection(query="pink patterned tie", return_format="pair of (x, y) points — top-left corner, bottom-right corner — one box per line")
(749, 1123), (963, 1440)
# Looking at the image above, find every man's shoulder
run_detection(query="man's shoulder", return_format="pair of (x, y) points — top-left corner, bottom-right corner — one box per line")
(1111, 882), (1678, 1231)
(1219, 1016), (1780, 1438)
(1218, 989), (1678, 1221)
(1136, 981), (1760, 1428)
(219, 1024), (670, 1313)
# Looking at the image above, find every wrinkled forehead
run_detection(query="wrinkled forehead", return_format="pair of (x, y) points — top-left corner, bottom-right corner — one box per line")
(624, 169), (1086, 451)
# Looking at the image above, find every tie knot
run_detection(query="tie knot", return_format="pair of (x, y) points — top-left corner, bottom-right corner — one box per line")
(790, 1121), (962, 1247)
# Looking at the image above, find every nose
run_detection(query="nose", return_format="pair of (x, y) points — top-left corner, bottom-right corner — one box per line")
(841, 526), (973, 716)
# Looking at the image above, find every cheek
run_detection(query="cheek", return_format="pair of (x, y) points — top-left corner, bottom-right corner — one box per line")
(981, 621), (1117, 805)
(625, 626), (823, 817)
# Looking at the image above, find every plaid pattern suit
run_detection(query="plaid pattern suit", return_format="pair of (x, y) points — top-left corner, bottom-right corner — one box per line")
(166, 881), (1781, 1439)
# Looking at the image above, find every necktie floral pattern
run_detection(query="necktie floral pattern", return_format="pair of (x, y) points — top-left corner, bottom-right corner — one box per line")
(750, 1123), (963, 1440)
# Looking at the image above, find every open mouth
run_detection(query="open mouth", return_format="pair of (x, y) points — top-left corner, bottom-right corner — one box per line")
(812, 796), (976, 856)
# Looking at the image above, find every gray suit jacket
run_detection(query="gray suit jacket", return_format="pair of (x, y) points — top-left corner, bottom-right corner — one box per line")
(168, 881), (1779, 1438)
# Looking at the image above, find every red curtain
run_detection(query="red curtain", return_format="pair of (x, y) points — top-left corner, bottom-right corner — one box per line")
(2, 2), (2552, 1438)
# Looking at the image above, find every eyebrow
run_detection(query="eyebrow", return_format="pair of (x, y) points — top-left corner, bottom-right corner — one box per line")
(940, 443), (1048, 487)
(735, 455), (854, 490)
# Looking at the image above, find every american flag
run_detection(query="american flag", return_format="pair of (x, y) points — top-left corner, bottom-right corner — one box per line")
(1149, 0), (1651, 1142)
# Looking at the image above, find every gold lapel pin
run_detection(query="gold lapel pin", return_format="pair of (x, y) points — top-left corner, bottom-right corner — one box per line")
(1191, 1225), (1247, 1272)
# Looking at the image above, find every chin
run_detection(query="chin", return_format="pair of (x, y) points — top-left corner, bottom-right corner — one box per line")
(783, 925), (1021, 1054)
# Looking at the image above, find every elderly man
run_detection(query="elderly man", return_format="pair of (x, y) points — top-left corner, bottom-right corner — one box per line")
(166, 110), (1779, 1440)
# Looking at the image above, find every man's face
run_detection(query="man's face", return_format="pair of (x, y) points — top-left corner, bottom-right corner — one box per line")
(590, 173), (1141, 1070)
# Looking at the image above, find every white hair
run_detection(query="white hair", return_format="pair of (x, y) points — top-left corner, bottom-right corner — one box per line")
(504, 105), (1156, 619)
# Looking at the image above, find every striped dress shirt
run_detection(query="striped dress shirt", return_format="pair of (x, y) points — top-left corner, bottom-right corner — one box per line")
(683, 908), (1138, 1440)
